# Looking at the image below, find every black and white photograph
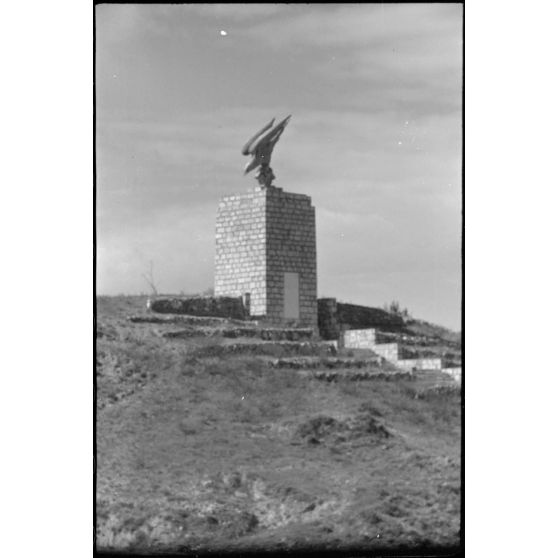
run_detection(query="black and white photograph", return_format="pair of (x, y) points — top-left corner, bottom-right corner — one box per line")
(95, 3), (463, 555)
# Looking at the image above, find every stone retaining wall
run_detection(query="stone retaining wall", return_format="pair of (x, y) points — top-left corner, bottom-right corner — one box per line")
(162, 327), (314, 342)
(343, 328), (376, 350)
(190, 341), (335, 358)
(318, 298), (404, 340)
(336, 302), (405, 332)
(150, 296), (247, 319)
(372, 343), (399, 363)
(269, 356), (383, 369)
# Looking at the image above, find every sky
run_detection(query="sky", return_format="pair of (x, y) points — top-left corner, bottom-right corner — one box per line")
(96, 3), (463, 331)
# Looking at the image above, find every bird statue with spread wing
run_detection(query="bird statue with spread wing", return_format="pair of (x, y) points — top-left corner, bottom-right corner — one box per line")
(241, 115), (291, 189)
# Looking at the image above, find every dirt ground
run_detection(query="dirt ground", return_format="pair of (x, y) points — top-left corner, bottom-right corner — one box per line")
(96, 295), (462, 555)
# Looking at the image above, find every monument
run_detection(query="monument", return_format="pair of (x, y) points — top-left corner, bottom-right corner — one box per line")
(214, 116), (318, 328)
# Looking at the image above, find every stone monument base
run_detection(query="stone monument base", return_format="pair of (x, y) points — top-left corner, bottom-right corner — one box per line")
(215, 185), (317, 329)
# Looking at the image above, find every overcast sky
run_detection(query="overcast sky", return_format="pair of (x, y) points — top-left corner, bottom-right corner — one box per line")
(96, 3), (462, 330)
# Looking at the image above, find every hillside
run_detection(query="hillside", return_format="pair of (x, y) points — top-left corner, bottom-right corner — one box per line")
(96, 295), (462, 554)
(404, 319), (462, 347)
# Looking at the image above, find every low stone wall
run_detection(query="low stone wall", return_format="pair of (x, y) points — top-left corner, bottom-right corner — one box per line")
(343, 328), (376, 350)
(150, 296), (247, 319)
(398, 358), (443, 371)
(221, 327), (314, 341)
(190, 341), (335, 358)
(372, 343), (399, 363)
(128, 314), (249, 326)
(336, 302), (405, 332)
(318, 298), (404, 340)
(162, 327), (314, 342)
(269, 356), (383, 369)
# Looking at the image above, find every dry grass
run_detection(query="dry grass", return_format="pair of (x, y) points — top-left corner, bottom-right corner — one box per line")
(96, 296), (462, 554)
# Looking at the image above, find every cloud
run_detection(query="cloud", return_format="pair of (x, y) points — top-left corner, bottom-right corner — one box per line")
(97, 105), (460, 267)
(95, 4), (150, 44)
(96, 3), (292, 49)
(244, 4), (462, 115)
(98, 105), (459, 211)
(245, 4), (461, 48)
(184, 4), (285, 21)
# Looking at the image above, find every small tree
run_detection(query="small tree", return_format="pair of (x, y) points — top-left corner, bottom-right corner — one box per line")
(389, 300), (401, 315)
(384, 300), (412, 320)
(141, 260), (158, 296)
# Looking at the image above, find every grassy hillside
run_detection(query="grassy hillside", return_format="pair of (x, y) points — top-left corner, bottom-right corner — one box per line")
(404, 319), (462, 347)
(96, 296), (462, 554)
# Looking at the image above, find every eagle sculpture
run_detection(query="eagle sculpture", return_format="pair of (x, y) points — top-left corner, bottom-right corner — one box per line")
(241, 115), (291, 188)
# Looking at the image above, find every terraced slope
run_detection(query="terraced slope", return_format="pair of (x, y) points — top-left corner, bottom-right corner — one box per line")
(96, 296), (462, 554)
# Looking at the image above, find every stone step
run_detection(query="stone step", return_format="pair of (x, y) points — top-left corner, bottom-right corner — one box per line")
(269, 356), (383, 370)
(160, 327), (217, 338)
(296, 368), (414, 382)
(189, 341), (335, 358)
(160, 326), (314, 341)
(221, 327), (314, 341)
(413, 369), (457, 379)
(127, 314), (254, 327)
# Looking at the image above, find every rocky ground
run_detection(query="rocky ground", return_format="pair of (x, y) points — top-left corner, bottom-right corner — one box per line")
(96, 295), (462, 555)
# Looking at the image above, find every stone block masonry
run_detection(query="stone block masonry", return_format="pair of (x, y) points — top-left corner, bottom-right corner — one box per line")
(215, 187), (267, 316)
(442, 367), (462, 383)
(372, 343), (399, 363)
(215, 185), (317, 328)
(343, 328), (377, 350)
(318, 298), (404, 339)
(336, 302), (405, 332)
(340, 327), (452, 374)
(150, 296), (247, 319)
